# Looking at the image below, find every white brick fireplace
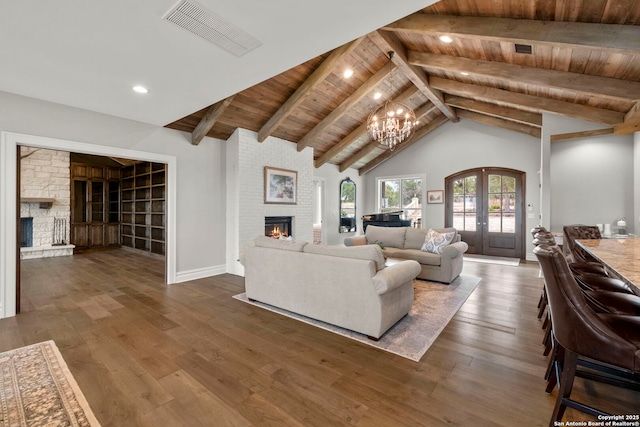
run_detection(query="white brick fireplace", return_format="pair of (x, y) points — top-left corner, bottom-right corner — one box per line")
(226, 128), (314, 275)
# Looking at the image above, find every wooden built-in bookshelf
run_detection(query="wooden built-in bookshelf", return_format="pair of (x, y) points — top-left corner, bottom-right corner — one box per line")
(121, 162), (166, 255)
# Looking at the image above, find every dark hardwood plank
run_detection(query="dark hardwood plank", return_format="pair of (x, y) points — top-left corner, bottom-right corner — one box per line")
(0, 248), (636, 426)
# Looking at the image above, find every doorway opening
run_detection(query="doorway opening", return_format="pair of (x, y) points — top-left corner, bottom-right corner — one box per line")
(1, 132), (176, 319)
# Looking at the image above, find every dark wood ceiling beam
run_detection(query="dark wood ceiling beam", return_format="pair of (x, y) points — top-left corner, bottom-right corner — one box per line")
(358, 114), (449, 175)
(430, 77), (625, 125)
(551, 128), (614, 142)
(258, 37), (364, 143)
(297, 61), (393, 152)
(191, 95), (235, 145)
(384, 14), (640, 55)
(445, 95), (542, 127)
(455, 109), (541, 138)
(367, 30), (458, 122)
(339, 102), (439, 172)
(314, 87), (419, 168)
(409, 51), (640, 103)
(614, 102), (640, 134)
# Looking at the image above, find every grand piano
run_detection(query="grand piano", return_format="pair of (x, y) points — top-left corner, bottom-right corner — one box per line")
(361, 211), (411, 231)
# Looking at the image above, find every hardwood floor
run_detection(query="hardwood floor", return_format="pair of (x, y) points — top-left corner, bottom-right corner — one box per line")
(1, 249), (638, 426)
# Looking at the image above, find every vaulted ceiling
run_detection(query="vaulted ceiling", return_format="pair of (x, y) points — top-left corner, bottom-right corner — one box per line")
(166, 0), (640, 175)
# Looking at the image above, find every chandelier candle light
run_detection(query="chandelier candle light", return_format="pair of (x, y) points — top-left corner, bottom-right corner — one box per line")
(367, 52), (417, 151)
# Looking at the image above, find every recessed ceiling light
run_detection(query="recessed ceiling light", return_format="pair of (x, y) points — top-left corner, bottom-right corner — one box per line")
(439, 35), (453, 43)
(373, 92), (382, 100)
(132, 85), (149, 94)
(343, 69), (353, 79)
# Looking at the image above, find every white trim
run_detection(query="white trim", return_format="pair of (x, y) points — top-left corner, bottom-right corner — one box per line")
(0, 132), (178, 318)
(175, 265), (227, 283)
(313, 177), (326, 243)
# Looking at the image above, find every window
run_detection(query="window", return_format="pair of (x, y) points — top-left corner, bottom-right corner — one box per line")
(377, 176), (423, 225)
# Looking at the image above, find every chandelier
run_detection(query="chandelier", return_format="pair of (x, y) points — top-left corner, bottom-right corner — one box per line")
(367, 52), (416, 151)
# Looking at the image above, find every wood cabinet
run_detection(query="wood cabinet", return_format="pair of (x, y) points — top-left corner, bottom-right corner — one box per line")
(71, 163), (120, 249)
(121, 162), (166, 255)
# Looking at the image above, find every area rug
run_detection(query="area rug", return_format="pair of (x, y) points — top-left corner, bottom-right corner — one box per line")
(0, 340), (101, 427)
(233, 275), (481, 362)
(464, 254), (520, 266)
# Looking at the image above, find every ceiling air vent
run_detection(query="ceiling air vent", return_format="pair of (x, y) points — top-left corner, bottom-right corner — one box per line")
(163, 0), (262, 57)
(514, 43), (533, 54)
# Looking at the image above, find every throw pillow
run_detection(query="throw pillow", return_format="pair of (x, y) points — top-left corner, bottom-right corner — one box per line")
(421, 229), (455, 254)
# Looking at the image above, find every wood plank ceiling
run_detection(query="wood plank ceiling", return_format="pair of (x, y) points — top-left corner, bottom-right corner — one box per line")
(165, 0), (640, 175)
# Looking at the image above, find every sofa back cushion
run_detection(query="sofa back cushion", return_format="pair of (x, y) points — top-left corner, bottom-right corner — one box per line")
(404, 227), (429, 250)
(404, 227), (459, 250)
(364, 225), (406, 249)
(304, 244), (386, 271)
(254, 235), (308, 252)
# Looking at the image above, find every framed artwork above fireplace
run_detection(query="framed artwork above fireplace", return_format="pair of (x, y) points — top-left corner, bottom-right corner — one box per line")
(264, 166), (297, 204)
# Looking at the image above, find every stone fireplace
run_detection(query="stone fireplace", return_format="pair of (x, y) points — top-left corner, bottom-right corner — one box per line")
(20, 148), (74, 259)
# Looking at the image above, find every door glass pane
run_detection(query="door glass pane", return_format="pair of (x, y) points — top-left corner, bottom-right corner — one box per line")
(453, 176), (477, 231)
(453, 213), (464, 229)
(487, 174), (517, 233)
(465, 176), (476, 195)
(488, 212), (502, 232)
(465, 213), (476, 231)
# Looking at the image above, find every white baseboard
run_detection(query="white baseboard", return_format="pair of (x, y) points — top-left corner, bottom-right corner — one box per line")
(175, 264), (226, 283)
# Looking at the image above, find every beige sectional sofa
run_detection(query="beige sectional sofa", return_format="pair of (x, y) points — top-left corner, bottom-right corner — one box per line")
(241, 236), (421, 340)
(344, 226), (468, 284)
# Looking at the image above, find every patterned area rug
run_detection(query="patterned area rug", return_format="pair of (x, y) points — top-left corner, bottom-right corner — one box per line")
(233, 274), (481, 362)
(0, 340), (101, 427)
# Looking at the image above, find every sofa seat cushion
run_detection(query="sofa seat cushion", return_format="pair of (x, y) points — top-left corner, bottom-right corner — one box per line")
(303, 243), (386, 271)
(384, 248), (441, 266)
(365, 225), (406, 249)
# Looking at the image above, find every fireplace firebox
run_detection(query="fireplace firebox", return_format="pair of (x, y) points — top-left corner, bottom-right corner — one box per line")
(20, 217), (33, 247)
(265, 216), (292, 239)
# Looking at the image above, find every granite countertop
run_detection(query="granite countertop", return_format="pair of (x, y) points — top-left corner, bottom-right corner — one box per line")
(576, 237), (640, 291)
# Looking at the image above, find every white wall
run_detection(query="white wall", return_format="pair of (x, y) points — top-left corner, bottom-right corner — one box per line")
(363, 119), (541, 254)
(314, 163), (364, 246)
(544, 114), (635, 233)
(0, 91), (227, 317)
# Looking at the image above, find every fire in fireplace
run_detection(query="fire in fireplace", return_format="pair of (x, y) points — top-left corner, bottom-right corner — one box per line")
(265, 216), (292, 239)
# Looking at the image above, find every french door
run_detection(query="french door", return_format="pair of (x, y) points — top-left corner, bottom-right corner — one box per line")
(445, 168), (525, 258)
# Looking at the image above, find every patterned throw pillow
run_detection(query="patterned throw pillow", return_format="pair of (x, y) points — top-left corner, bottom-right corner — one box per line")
(421, 229), (455, 254)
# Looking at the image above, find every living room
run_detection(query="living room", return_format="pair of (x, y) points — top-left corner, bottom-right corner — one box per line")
(1, 0), (640, 425)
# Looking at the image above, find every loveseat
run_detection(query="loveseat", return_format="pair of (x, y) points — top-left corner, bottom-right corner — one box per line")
(344, 226), (468, 284)
(241, 236), (421, 340)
